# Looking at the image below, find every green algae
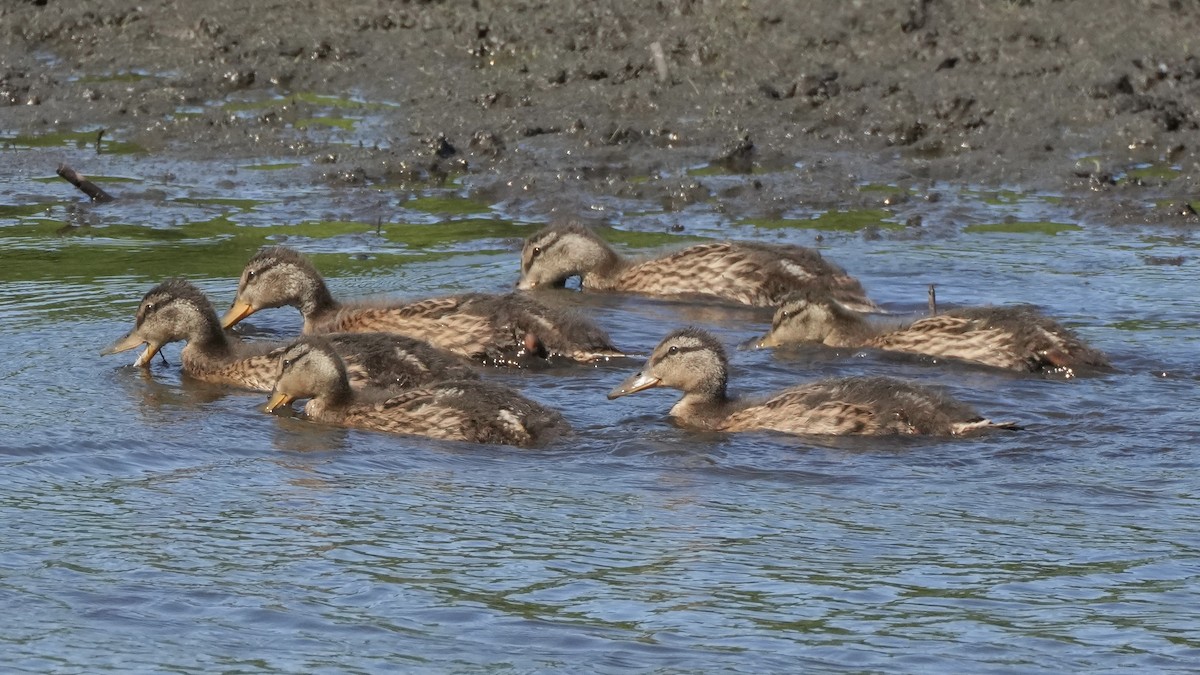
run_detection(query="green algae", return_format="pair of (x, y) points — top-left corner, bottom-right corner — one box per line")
(962, 221), (1083, 235)
(0, 130), (145, 154)
(0, 211), (533, 285)
(173, 197), (266, 210)
(405, 194), (493, 216)
(1124, 163), (1181, 182)
(293, 117), (356, 131)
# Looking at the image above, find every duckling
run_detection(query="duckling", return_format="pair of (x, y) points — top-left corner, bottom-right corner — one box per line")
(517, 222), (879, 312)
(266, 336), (570, 447)
(221, 246), (624, 365)
(608, 327), (1017, 436)
(757, 288), (1110, 375)
(102, 279), (477, 392)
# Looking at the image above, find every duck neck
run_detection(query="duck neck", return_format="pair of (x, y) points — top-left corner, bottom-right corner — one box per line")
(828, 311), (877, 347)
(317, 372), (355, 409)
(577, 238), (624, 289)
(180, 315), (235, 370)
(670, 390), (734, 428)
(192, 315), (234, 357)
(298, 278), (340, 332)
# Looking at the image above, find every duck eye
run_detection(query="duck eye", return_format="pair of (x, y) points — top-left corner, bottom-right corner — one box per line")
(247, 270), (257, 279)
(145, 303), (156, 312)
(282, 358), (292, 368)
(667, 345), (679, 356)
(780, 310), (791, 319)
(531, 246), (542, 259)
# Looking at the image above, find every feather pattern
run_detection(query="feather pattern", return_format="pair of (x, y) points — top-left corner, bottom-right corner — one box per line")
(224, 246), (624, 365)
(272, 337), (570, 447)
(759, 289), (1109, 375)
(609, 327), (1016, 436)
(518, 223), (877, 311)
(102, 279), (474, 392)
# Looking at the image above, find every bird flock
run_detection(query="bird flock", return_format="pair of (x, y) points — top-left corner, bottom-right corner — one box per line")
(104, 222), (1109, 447)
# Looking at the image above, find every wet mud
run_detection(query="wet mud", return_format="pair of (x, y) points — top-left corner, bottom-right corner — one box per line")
(3, 0), (1200, 225)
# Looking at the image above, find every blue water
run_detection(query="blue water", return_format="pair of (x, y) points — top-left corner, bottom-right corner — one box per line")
(2, 143), (1199, 672)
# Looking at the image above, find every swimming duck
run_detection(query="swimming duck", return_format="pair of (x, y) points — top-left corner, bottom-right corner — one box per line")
(221, 246), (624, 365)
(608, 327), (1016, 436)
(102, 278), (477, 392)
(266, 336), (570, 447)
(516, 222), (879, 312)
(756, 288), (1110, 375)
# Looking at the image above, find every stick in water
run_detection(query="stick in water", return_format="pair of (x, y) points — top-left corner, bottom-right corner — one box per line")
(928, 284), (937, 315)
(56, 164), (114, 203)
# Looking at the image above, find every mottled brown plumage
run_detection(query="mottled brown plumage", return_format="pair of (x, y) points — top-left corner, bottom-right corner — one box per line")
(517, 223), (878, 311)
(609, 327), (1016, 436)
(222, 246), (624, 365)
(266, 337), (570, 447)
(102, 279), (476, 392)
(758, 288), (1110, 376)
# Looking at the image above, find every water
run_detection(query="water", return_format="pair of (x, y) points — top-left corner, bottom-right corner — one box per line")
(2, 140), (1200, 672)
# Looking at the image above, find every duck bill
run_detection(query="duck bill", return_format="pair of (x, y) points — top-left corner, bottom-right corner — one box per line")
(515, 277), (536, 291)
(100, 330), (144, 356)
(265, 391), (296, 413)
(607, 371), (661, 400)
(755, 332), (781, 349)
(132, 342), (165, 367)
(101, 331), (162, 367)
(221, 300), (256, 329)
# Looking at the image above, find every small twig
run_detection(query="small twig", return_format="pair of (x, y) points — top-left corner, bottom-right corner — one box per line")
(56, 163), (114, 203)
(927, 284), (937, 315)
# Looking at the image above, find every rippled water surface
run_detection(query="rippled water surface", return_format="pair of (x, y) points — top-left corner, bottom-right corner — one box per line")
(2, 141), (1200, 672)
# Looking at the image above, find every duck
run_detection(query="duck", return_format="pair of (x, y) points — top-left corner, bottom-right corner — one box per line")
(756, 288), (1110, 376)
(220, 246), (625, 366)
(608, 327), (1017, 436)
(102, 278), (477, 392)
(516, 222), (879, 312)
(266, 336), (570, 447)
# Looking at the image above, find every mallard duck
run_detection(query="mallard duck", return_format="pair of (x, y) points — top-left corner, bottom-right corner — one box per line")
(220, 246), (624, 365)
(266, 336), (570, 447)
(757, 288), (1110, 375)
(516, 222), (879, 312)
(102, 278), (477, 392)
(608, 327), (1017, 436)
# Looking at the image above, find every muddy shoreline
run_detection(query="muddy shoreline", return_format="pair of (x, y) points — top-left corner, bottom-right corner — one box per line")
(3, 0), (1199, 226)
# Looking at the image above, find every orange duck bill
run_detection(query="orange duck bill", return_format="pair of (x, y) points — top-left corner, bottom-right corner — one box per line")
(264, 391), (296, 413)
(221, 301), (257, 329)
(607, 371), (661, 400)
(100, 331), (163, 368)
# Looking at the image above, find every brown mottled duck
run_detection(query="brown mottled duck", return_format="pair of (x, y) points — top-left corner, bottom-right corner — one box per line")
(516, 222), (878, 312)
(265, 336), (570, 447)
(102, 279), (476, 392)
(757, 288), (1110, 376)
(608, 327), (1018, 436)
(221, 246), (624, 365)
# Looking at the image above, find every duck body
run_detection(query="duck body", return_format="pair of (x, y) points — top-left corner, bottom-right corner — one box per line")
(268, 337), (569, 447)
(609, 327), (1015, 437)
(759, 289), (1109, 375)
(222, 246), (624, 365)
(102, 279), (475, 393)
(518, 223), (878, 312)
(312, 292), (622, 365)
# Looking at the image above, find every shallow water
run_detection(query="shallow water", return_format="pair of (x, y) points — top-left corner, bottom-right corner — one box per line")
(2, 136), (1200, 672)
